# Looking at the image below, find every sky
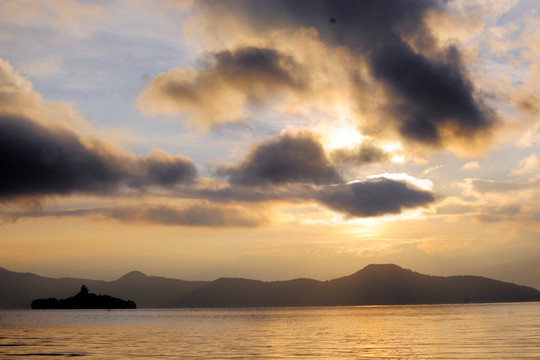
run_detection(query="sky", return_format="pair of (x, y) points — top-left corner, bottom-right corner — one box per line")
(1, 0), (540, 282)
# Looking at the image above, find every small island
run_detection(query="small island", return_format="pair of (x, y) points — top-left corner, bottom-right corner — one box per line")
(31, 285), (136, 309)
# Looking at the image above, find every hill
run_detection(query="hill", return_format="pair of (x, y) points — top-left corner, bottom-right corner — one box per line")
(173, 264), (540, 307)
(0, 267), (206, 308)
(2, 264), (539, 309)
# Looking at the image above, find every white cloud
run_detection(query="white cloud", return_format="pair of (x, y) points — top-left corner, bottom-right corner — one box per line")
(518, 122), (540, 147)
(461, 161), (480, 170)
(367, 173), (434, 191)
(423, 165), (443, 175)
(509, 153), (539, 177)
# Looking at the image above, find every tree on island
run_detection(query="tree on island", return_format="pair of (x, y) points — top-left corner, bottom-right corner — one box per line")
(80, 285), (89, 296)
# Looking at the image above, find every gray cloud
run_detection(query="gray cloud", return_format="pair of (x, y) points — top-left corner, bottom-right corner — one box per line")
(130, 149), (197, 188)
(330, 142), (390, 165)
(0, 115), (197, 198)
(435, 202), (473, 215)
(475, 204), (522, 223)
(175, 182), (310, 204)
(4, 203), (267, 228)
(469, 179), (532, 194)
(192, 0), (497, 145)
(173, 176), (436, 219)
(317, 178), (436, 217)
(209, 47), (305, 101)
(218, 131), (342, 185)
(516, 95), (539, 116)
(373, 45), (495, 144)
(137, 46), (306, 127)
(96, 203), (266, 228)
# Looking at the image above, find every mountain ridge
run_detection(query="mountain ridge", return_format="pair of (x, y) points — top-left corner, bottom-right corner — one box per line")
(1, 264), (539, 309)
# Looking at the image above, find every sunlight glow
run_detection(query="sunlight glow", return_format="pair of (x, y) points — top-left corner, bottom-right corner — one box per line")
(391, 155), (405, 163)
(318, 108), (366, 150)
(380, 142), (402, 152)
(324, 124), (364, 150)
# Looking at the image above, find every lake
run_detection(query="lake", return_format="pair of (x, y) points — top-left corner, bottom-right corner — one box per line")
(1, 303), (540, 359)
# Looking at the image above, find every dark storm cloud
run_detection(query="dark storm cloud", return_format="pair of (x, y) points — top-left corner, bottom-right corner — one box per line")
(317, 178), (435, 217)
(372, 45), (495, 143)
(0, 115), (197, 198)
(218, 131), (342, 185)
(193, 0), (497, 144)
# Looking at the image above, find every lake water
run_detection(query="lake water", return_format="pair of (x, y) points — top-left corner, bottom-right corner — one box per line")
(1, 303), (540, 359)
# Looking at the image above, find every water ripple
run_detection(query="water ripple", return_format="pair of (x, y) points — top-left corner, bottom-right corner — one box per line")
(1, 303), (540, 359)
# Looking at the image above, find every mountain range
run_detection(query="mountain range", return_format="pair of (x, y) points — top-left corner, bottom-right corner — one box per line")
(1, 264), (539, 309)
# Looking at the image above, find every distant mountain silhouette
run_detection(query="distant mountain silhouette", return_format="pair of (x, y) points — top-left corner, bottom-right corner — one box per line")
(32, 285), (136, 309)
(173, 264), (540, 307)
(100, 271), (207, 308)
(2, 264), (540, 309)
(0, 267), (206, 309)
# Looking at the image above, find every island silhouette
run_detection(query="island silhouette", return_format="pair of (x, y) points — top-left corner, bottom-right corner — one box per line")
(31, 285), (136, 309)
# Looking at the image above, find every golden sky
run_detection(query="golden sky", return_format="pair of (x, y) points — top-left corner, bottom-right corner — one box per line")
(1, 0), (539, 282)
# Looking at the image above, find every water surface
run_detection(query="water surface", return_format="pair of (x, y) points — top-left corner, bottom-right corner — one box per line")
(1, 303), (540, 359)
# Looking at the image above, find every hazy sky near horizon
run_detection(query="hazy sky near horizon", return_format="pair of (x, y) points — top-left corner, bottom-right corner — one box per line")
(1, 0), (540, 281)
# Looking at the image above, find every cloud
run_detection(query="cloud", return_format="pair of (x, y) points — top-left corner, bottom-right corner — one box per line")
(0, 58), (197, 199)
(0, 0), (103, 37)
(204, 128), (437, 217)
(217, 131), (341, 185)
(465, 178), (531, 194)
(1, 57), (436, 222)
(173, 179), (312, 204)
(130, 149), (197, 188)
(330, 142), (390, 165)
(5, 202), (267, 228)
(475, 204), (522, 223)
(516, 95), (539, 117)
(423, 164), (443, 175)
(173, 172), (437, 219)
(99, 203), (266, 228)
(461, 161), (480, 170)
(509, 154), (539, 178)
(435, 197), (473, 215)
(0, 115), (197, 198)
(373, 45), (495, 145)
(518, 122), (540, 148)
(316, 178), (436, 217)
(191, 178), (437, 218)
(0, 58), (92, 134)
(184, 0), (498, 148)
(452, 173), (540, 227)
(137, 46), (306, 129)
(434, 194), (540, 226)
